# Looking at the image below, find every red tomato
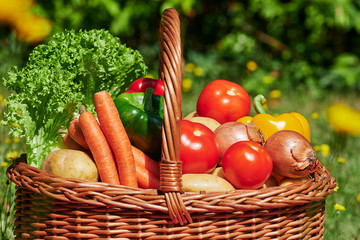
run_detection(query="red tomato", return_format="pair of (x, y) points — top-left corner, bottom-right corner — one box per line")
(180, 120), (220, 174)
(196, 79), (251, 124)
(222, 141), (273, 189)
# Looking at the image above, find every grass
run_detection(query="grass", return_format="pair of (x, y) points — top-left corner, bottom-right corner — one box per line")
(0, 76), (359, 239)
(0, 122), (19, 240)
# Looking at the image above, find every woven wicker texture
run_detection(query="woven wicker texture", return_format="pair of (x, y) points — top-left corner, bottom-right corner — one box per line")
(7, 8), (336, 240)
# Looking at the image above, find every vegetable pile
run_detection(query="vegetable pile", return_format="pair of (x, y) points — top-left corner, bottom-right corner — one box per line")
(36, 77), (320, 192)
(3, 30), (321, 192)
(41, 89), (160, 188)
(181, 79), (320, 192)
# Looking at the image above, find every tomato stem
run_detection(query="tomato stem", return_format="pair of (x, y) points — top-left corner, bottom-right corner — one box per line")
(253, 94), (267, 114)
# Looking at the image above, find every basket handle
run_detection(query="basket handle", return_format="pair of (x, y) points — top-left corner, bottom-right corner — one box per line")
(158, 8), (192, 225)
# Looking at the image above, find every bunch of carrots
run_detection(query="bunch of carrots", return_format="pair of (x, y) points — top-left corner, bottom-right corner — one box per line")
(62, 90), (160, 189)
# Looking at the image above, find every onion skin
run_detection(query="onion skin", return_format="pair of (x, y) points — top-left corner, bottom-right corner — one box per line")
(214, 121), (264, 164)
(264, 130), (318, 178)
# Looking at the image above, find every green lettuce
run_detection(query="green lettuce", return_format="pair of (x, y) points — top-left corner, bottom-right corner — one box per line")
(2, 29), (147, 168)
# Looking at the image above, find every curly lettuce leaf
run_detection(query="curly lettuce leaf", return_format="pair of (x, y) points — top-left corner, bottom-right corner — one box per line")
(2, 29), (147, 168)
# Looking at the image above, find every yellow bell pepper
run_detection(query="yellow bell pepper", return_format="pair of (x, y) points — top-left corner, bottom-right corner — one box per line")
(327, 103), (360, 136)
(237, 94), (311, 142)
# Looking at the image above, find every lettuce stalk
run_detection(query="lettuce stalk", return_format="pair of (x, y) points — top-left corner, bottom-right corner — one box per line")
(2, 29), (147, 168)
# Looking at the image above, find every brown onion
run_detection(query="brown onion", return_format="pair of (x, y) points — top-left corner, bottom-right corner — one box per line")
(264, 130), (318, 178)
(214, 122), (264, 164)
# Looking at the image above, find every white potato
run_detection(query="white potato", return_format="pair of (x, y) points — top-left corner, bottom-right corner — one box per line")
(41, 149), (98, 182)
(182, 173), (235, 193)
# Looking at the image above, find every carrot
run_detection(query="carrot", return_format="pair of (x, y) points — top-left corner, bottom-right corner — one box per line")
(63, 133), (87, 151)
(59, 127), (86, 152)
(68, 118), (90, 150)
(136, 165), (160, 189)
(94, 90), (138, 188)
(131, 145), (160, 178)
(78, 105), (120, 185)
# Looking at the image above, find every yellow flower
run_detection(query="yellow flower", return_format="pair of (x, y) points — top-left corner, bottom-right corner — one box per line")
(333, 203), (345, 211)
(333, 185), (339, 192)
(14, 13), (53, 43)
(1, 162), (8, 168)
(0, 0), (33, 24)
(12, 123), (21, 128)
(269, 89), (281, 99)
(185, 63), (195, 72)
(327, 103), (360, 136)
(311, 112), (319, 120)
(12, 137), (20, 143)
(0, 0), (50, 43)
(357, 194), (360, 202)
(337, 157), (345, 163)
(313, 145), (321, 151)
(194, 67), (204, 76)
(313, 144), (330, 156)
(320, 144), (330, 157)
(5, 138), (12, 144)
(182, 78), (193, 92)
(1, 100), (9, 106)
(263, 76), (274, 84)
(246, 61), (258, 71)
(6, 151), (19, 160)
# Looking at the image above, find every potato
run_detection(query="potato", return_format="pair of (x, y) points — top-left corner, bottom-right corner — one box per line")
(279, 177), (309, 187)
(183, 111), (197, 120)
(182, 173), (235, 193)
(41, 149), (98, 182)
(260, 175), (278, 189)
(188, 116), (221, 132)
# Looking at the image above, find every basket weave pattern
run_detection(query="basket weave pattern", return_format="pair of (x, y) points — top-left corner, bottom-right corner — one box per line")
(7, 8), (336, 240)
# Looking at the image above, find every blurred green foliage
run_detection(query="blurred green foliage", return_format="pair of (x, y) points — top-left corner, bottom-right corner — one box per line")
(180, 0), (360, 96)
(1, 0), (360, 98)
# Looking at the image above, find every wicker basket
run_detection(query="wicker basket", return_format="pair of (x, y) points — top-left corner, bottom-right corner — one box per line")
(7, 8), (336, 240)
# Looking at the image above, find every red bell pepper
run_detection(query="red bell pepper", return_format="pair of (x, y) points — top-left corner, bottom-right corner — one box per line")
(125, 78), (164, 96)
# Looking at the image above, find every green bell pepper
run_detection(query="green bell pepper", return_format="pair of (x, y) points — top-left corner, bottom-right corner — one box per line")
(114, 88), (163, 159)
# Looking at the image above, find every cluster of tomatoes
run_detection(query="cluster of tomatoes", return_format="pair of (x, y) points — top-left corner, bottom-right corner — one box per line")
(180, 79), (273, 190)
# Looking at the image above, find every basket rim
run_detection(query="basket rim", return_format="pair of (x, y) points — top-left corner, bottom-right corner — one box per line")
(7, 159), (336, 213)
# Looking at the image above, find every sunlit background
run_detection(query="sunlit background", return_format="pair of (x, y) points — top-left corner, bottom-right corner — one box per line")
(1, 1), (359, 239)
